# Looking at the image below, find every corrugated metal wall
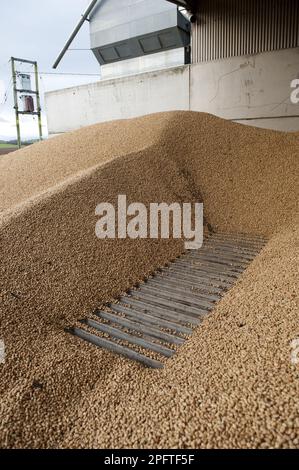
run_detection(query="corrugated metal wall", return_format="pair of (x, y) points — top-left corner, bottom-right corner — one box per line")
(192, 0), (299, 62)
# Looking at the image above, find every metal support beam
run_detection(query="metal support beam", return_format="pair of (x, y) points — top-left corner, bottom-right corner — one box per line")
(11, 58), (21, 149)
(17, 111), (39, 116)
(34, 61), (43, 141)
(11, 57), (37, 65)
(53, 0), (98, 69)
(16, 89), (38, 95)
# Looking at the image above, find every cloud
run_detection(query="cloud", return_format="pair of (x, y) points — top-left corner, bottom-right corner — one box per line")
(0, 0), (99, 138)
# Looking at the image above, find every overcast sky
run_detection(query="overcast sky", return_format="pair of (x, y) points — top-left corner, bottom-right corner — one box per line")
(0, 0), (101, 140)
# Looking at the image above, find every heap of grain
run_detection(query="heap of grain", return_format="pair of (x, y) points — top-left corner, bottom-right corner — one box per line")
(0, 112), (298, 448)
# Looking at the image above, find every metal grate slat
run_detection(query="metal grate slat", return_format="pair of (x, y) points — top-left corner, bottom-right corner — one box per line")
(69, 232), (266, 368)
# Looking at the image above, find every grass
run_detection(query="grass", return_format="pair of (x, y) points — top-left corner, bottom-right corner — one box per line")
(0, 143), (19, 149)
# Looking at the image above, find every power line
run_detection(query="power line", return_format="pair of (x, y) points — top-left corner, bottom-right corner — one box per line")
(7, 59), (100, 77)
(24, 71), (101, 76)
(0, 77), (13, 108)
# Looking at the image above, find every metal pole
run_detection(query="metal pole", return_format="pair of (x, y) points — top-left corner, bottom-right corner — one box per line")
(11, 57), (21, 149)
(34, 62), (43, 141)
(11, 56), (37, 65)
(184, 45), (191, 64)
(53, 0), (98, 69)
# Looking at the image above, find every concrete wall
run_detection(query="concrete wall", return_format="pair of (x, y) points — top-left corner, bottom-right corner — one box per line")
(46, 66), (189, 134)
(45, 47), (299, 134)
(189, 47), (299, 131)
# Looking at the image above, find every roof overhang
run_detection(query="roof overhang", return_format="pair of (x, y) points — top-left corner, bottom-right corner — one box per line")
(53, 0), (197, 69)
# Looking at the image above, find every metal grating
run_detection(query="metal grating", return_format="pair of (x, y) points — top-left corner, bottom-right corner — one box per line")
(191, 0), (299, 63)
(68, 232), (267, 368)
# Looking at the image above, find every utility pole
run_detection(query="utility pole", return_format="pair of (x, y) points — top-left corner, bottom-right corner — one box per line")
(34, 61), (43, 141)
(11, 57), (43, 149)
(11, 58), (21, 148)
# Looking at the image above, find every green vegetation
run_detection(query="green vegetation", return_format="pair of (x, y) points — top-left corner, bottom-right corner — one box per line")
(0, 143), (18, 149)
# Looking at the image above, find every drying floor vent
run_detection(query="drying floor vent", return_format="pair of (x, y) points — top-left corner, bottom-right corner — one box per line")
(68, 232), (266, 368)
